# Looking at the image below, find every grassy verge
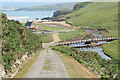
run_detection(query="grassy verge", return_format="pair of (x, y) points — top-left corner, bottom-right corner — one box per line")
(55, 51), (96, 78)
(59, 29), (85, 41)
(14, 49), (42, 78)
(51, 46), (119, 79)
(103, 40), (118, 59)
(103, 29), (118, 60)
(105, 29), (118, 37)
(21, 22), (26, 26)
(38, 33), (54, 43)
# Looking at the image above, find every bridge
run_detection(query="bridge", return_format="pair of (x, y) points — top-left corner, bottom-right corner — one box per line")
(54, 37), (118, 46)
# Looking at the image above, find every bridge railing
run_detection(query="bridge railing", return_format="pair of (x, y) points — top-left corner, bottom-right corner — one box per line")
(54, 37), (118, 46)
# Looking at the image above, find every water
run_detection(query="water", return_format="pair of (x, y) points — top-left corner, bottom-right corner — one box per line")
(69, 41), (108, 47)
(79, 47), (111, 60)
(84, 29), (107, 37)
(97, 41), (109, 44)
(1, 2), (63, 21)
(69, 42), (86, 47)
(69, 41), (111, 60)
(1, 10), (54, 21)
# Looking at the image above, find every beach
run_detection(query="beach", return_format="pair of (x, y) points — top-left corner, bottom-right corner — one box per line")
(8, 16), (29, 19)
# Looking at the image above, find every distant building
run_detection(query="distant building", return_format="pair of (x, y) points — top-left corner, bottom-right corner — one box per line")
(25, 21), (39, 32)
(29, 25), (39, 32)
(25, 21), (33, 28)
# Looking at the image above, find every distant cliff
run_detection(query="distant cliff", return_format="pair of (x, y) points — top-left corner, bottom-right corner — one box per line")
(15, 2), (77, 11)
(42, 2), (92, 21)
(53, 10), (72, 17)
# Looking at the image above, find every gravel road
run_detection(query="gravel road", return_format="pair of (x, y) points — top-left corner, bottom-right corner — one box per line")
(24, 33), (69, 78)
(24, 48), (69, 78)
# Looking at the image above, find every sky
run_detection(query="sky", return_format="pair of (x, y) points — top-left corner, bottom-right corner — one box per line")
(1, 0), (119, 2)
(1, 0), (90, 2)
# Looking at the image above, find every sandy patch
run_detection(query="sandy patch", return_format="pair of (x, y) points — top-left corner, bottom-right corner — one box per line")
(8, 16), (28, 19)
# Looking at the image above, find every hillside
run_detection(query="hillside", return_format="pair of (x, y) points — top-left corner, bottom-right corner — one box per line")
(64, 2), (118, 36)
(72, 2), (93, 10)
(50, 2), (118, 59)
(1, 13), (42, 71)
(15, 2), (77, 11)
(63, 2), (118, 59)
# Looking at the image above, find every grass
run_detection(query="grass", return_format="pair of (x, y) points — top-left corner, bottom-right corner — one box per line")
(105, 29), (118, 37)
(51, 46), (119, 78)
(57, 52), (86, 78)
(64, 2), (118, 37)
(59, 29), (85, 41)
(37, 24), (71, 31)
(0, 53), (2, 63)
(14, 49), (42, 78)
(65, 2), (118, 29)
(103, 40), (118, 59)
(21, 22), (26, 26)
(62, 2), (118, 59)
(38, 33), (54, 43)
(53, 50), (97, 78)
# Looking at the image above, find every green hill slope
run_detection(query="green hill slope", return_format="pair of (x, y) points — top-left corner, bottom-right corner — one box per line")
(56, 2), (118, 59)
(1, 13), (42, 70)
(64, 2), (118, 36)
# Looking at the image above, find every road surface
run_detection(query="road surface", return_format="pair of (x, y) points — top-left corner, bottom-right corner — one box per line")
(24, 33), (69, 78)
(24, 33), (97, 78)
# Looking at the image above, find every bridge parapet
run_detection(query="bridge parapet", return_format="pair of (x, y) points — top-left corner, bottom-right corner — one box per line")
(54, 37), (118, 46)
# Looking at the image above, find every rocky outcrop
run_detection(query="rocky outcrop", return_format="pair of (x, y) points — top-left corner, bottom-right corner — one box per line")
(4, 52), (28, 78)
(53, 10), (72, 17)
(41, 17), (65, 22)
(41, 10), (72, 22)
(41, 2), (92, 22)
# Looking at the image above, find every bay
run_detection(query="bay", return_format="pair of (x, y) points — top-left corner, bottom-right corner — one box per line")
(1, 2), (61, 21)
(1, 10), (54, 21)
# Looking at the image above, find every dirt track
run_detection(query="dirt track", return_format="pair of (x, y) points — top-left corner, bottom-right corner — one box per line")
(24, 33), (69, 78)
(24, 48), (69, 78)
(42, 33), (61, 48)
(24, 33), (97, 78)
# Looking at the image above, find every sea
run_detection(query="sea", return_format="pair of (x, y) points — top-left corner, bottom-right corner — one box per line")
(1, 2), (62, 21)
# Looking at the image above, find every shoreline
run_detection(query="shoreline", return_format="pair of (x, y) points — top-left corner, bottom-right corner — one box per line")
(8, 16), (28, 19)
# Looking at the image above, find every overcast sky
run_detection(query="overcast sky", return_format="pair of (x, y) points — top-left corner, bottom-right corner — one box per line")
(1, 0), (89, 2)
